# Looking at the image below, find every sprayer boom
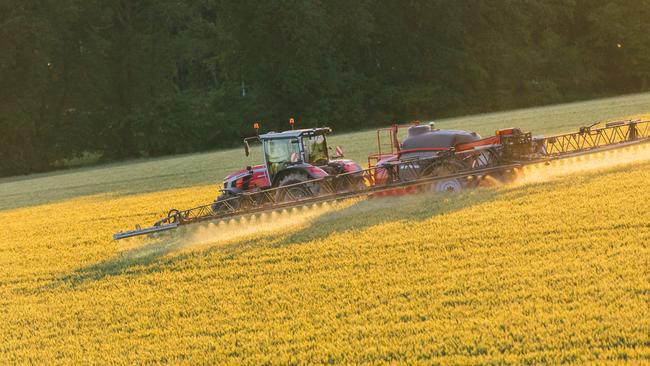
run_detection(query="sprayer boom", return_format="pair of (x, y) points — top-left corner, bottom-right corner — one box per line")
(113, 119), (650, 241)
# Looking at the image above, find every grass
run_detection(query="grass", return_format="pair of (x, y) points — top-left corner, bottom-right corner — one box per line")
(2, 92), (650, 211)
(1, 93), (650, 364)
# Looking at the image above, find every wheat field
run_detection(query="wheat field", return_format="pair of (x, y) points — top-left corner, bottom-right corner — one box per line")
(1, 94), (650, 364)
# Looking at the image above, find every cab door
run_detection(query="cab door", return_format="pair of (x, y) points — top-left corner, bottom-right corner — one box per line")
(302, 134), (329, 165)
(263, 138), (303, 181)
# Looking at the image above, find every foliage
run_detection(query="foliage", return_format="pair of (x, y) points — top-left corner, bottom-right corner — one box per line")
(1, 92), (649, 211)
(2, 1), (650, 176)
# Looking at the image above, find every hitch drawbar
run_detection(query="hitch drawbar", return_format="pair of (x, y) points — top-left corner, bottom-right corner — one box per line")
(113, 223), (178, 240)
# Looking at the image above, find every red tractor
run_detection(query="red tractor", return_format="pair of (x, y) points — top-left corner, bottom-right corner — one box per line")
(213, 125), (363, 211)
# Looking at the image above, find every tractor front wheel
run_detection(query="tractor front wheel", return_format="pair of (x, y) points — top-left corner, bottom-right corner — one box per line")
(211, 191), (241, 213)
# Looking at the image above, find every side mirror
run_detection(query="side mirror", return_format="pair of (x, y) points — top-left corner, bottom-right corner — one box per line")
(332, 145), (344, 158)
(244, 140), (250, 156)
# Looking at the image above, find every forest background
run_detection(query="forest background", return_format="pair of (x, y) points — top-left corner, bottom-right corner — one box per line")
(2, 0), (647, 176)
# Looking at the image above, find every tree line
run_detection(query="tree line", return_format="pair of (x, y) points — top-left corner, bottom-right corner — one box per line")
(1, 0), (648, 177)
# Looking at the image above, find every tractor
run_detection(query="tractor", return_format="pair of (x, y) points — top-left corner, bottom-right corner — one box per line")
(212, 124), (363, 211)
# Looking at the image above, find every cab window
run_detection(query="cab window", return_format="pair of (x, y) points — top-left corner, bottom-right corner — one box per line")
(303, 135), (328, 165)
(266, 138), (301, 163)
(265, 138), (301, 176)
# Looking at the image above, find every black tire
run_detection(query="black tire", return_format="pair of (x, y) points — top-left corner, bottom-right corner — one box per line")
(211, 191), (240, 213)
(421, 161), (468, 193)
(275, 172), (318, 202)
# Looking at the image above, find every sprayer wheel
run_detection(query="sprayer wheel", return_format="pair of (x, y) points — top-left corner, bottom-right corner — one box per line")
(421, 161), (467, 193)
(433, 178), (463, 192)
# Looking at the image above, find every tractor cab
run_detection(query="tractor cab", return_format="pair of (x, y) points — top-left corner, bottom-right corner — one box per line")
(245, 127), (336, 182)
(217, 125), (360, 203)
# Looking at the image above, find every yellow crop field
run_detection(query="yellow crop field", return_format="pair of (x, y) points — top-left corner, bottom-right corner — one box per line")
(1, 94), (650, 364)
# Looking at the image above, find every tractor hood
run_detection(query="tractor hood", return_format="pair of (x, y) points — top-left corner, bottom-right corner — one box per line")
(224, 164), (266, 182)
(222, 164), (271, 192)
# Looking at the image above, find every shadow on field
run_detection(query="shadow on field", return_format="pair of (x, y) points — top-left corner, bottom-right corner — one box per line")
(41, 228), (263, 291)
(32, 237), (183, 291)
(67, 238), (185, 285)
(280, 190), (504, 246)
(39, 159), (648, 291)
(43, 189), (511, 291)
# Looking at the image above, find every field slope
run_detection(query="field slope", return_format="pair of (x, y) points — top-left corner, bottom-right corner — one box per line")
(1, 94), (650, 364)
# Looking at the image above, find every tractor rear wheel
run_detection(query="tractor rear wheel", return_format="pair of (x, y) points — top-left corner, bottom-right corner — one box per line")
(275, 172), (318, 202)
